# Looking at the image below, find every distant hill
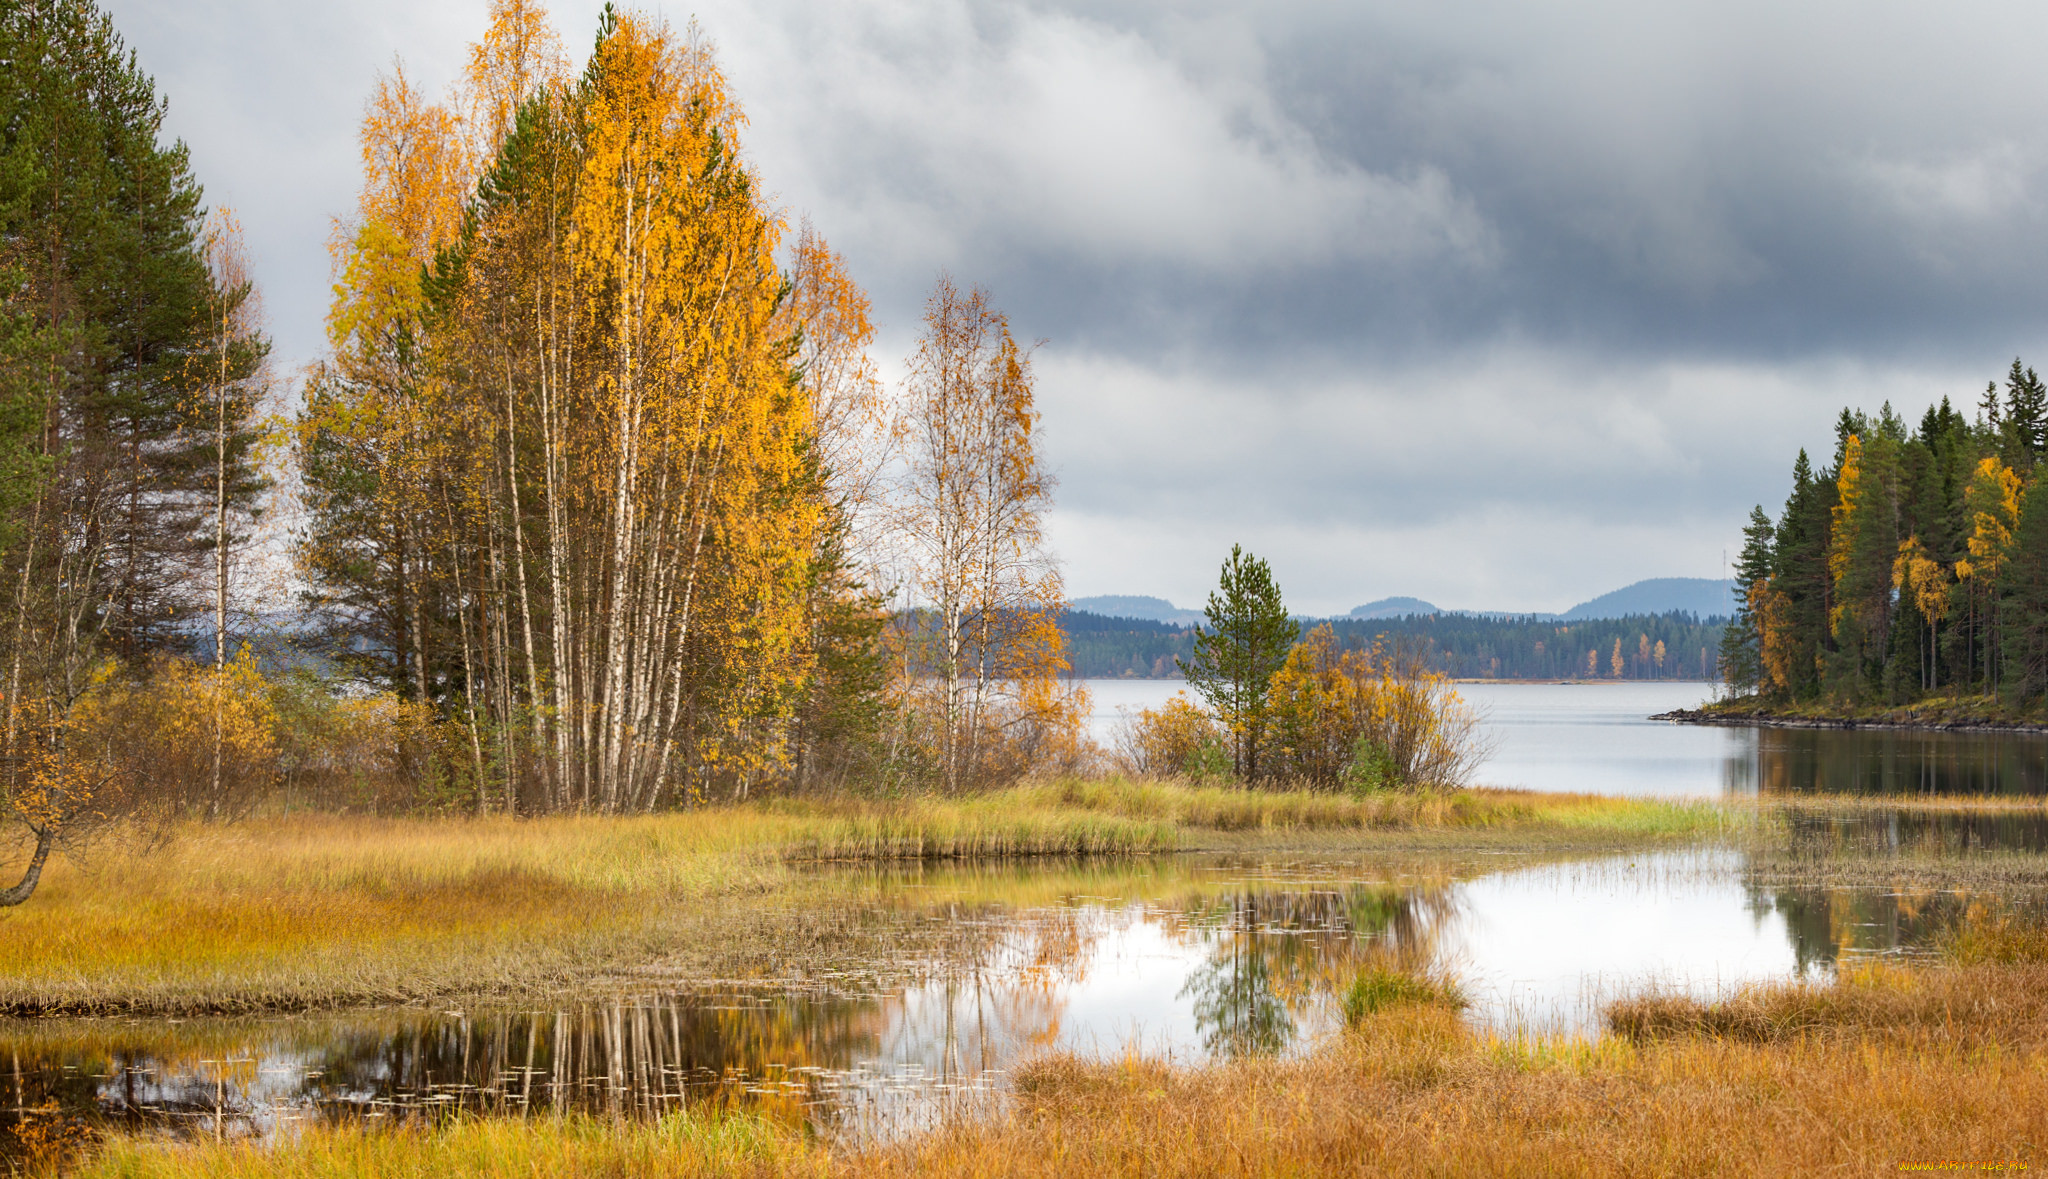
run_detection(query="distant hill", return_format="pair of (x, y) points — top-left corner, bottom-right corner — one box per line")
(1561, 578), (1736, 621)
(1069, 595), (1201, 626)
(1349, 596), (1439, 619)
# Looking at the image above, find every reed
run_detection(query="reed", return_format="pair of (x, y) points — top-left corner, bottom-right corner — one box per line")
(0, 782), (1691, 1015)
(67, 1108), (823, 1178)
(68, 960), (2048, 1177)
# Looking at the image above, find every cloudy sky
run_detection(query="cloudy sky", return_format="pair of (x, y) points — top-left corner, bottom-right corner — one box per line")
(100, 0), (2048, 615)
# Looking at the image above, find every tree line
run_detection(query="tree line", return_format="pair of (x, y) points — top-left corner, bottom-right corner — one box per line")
(1721, 361), (2048, 709)
(1065, 611), (1724, 681)
(0, 0), (1085, 902)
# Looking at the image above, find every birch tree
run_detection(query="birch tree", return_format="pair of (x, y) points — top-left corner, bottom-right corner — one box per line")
(302, 6), (829, 811)
(897, 277), (1072, 790)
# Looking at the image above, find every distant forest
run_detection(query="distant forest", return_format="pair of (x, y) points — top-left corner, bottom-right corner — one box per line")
(1063, 610), (1727, 680)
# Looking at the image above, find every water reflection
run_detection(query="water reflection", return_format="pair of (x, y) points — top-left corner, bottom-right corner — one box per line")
(0, 851), (2036, 1159)
(1743, 882), (1991, 974)
(1735, 726), (2048, 796)
(1770, 806), (2048, 855)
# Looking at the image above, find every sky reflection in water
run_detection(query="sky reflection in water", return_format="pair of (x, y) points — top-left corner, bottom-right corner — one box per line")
(11, 682), (2048, 1150)
(1, 848), (2022, 1149)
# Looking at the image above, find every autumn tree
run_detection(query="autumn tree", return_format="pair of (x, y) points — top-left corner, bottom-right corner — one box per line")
(1893, 536), (1948, 693)
(776, 224), (892, 789)
(1956, 456), (2020, 691)
(895, 276), (1074, 791)
(0, 0), (267, 897)
(1180, 545), (1297, 783)
(1265, 625), (1486, 792)
(302, 6), (843, 810)
(1720, 506), (1775, 695)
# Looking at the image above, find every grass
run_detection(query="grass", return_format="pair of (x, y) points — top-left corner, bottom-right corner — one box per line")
(1342, 964), (1466, 1021)
(63, 1108), (824, 1178)
(60, 954), (2048, 1177)
(25, 812), (2048, 1177)
(0, 780), (1707, 1016)
(1696, 690), (2048, 729)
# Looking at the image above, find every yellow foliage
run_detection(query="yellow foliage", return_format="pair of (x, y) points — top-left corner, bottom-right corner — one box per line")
(1893, 535), (1949, 624)
(1266, 626), (1488, 791)
(1827, 433), (1864, 590)
(1114, 694), (1226, 779)
(1751, 575), (1798, 696)
(1960, 455), (2021, 583)
(68, 652), (279, 817)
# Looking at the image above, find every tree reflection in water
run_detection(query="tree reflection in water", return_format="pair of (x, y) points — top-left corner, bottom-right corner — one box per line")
(1733, 725), (2048, 796)
(1171, 883), (1455, 1057)
(1745, 878), (2040, 974)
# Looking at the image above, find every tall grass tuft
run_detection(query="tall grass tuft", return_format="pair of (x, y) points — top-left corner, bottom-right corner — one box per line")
(1342, 966), (1465, 1022)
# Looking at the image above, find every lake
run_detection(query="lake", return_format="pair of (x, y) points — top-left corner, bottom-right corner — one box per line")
(9, 681), (2044, 1152)
(1087, 678), (2048, 796)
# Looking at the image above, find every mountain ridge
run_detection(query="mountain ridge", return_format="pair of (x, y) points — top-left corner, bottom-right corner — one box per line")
(1074, 577), (1736, 626)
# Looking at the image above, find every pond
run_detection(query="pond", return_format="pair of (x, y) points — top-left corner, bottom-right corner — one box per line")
(2, 848), (2032, 1151)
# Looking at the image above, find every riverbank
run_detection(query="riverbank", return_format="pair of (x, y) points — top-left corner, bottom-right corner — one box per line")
(1657, 693), (2048, 733)
(59, 928), (2048, 1177)
(0, 782), (1716, 1018)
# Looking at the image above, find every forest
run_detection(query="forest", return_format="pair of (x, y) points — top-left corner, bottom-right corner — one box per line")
(1065, 610), (1724, 681)
(0, 0), (1093, 852)
(1719, 362), (2048, 712)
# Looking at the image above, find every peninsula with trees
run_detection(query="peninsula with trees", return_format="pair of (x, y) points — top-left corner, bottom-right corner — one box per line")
(1682, 362), (2048, 730)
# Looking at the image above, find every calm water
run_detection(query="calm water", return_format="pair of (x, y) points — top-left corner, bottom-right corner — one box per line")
(1, 851), (2030, 1149)
(1087, 678), (2048, 797)
(8, 683), (2046, 1152)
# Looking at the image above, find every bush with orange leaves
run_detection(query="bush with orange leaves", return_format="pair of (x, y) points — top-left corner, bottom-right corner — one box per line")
(67, 650), (280, 819)
(0, 690), (127, 905)
(1112, 693), (1230, 781)
(1265, 625), (1490, 792)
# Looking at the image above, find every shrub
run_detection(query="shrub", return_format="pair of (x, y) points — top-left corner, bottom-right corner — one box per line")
(1113, 693), (1229, 781)
(1267, 626), (1492, 791)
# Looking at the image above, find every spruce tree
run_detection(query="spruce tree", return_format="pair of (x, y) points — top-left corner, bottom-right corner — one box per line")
(2002, 472), (2048, 702)
(0, 0), (268, 666)
(2004, 359), (2047, 466)
(1179, 545), (1298, 784)
(1771, 450), (1834, 700)
(1721, 506), (1775, 696)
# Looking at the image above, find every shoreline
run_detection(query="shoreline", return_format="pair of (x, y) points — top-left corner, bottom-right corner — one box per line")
(1653, 706), (2048, 734)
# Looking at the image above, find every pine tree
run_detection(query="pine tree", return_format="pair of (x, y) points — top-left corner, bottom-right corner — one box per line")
(2006, 359), (2047, 465)
(1179, 545), (1298, 784)
(1721, 505), (1775, 695)
(2002, 471), (2048, 701)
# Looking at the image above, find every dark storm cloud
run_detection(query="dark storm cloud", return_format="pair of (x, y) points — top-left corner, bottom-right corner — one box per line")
(96, 0), (2048, 611)
(720, 0), (2048, 367)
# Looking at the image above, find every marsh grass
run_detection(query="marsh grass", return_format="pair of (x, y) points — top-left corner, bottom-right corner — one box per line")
(1342, 965), (1466, 1021)
(81, 958), (2048, 1177)
(0, 782), (1701, 1015)
(43, 869), (2048, 1177)
(66, 1108), (824, 1179)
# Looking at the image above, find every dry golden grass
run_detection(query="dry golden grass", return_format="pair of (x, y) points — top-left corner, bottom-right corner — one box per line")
(64, 956), (2048, 1178)
(68, 1108), (824, 1179)
(0, 782), (1701, 1015)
